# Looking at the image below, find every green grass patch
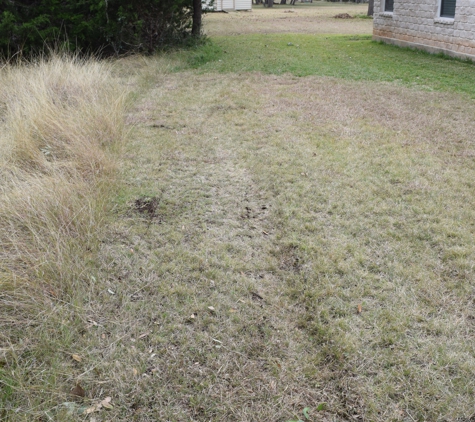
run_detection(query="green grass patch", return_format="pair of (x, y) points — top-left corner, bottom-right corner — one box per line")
(186, 40), (223, 68)
(0, 367), (16, 417)
(178, 34), (475, 96)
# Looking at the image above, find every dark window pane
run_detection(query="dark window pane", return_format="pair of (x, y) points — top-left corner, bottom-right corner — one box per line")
(385, 0), (394, 12)
(441, 0), (456, 17)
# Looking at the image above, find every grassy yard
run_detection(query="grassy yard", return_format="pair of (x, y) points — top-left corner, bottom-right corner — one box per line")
(2, 3), (475, 422)
(182, 35), (475, 96)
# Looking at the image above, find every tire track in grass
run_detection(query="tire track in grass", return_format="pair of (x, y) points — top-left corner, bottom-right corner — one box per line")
(100, 72), (328, 421)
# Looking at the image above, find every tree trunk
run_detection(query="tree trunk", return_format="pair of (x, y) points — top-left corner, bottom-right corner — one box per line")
(367, 0), (374, 16)
(192, 0), (202, 36)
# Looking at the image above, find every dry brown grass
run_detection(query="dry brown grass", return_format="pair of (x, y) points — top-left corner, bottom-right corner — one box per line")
(204, 3), (372, 36)
(0, 55), (125, 286)
(81, 66), (474, 421)
(2, 7), (475, 422)
(0, 55), (127, 420)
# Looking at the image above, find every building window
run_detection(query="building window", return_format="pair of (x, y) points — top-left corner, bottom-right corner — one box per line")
(440, 0), (456, 18)
(385, 0), (394, 12)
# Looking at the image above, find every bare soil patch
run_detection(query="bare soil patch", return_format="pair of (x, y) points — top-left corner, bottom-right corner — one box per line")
(333, 13), (354, 19)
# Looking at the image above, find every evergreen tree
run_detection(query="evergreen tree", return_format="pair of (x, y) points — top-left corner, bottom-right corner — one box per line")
(0, 0), (201, 57)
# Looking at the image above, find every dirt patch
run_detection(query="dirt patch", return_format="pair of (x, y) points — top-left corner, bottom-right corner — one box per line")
(334, 13), (354, 19)
(133, 196), (159, 217)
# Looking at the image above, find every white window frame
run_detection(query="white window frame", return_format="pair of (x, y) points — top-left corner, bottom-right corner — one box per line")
(380, 0), (394, 16)
(437, 0), (456, 21)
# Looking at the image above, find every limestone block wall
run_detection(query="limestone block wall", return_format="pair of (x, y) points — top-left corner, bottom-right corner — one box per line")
(373, 0), (475, 60)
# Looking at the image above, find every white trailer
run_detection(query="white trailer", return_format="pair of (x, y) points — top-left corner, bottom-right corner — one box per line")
(204, 0), (252, 11)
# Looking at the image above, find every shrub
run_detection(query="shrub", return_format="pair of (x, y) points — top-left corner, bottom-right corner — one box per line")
(0, 0), (196, 58)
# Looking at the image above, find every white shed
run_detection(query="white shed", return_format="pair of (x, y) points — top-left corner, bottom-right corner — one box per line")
(204, 0), (252, 11)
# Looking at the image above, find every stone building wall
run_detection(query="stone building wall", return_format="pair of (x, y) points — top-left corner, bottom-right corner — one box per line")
(373, 0), (475, 60)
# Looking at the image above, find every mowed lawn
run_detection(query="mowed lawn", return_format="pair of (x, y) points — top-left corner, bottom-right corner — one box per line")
(2, 3), (475, 422)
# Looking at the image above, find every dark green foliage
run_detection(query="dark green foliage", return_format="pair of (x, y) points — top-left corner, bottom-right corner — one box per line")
(0, 0), (197, 57)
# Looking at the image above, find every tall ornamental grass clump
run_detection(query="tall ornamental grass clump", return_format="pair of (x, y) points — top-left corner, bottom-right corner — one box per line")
(0, 55), (126, 418)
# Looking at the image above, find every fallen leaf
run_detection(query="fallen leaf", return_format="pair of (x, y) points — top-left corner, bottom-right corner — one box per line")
(85, 406), (97, 414)
(70, 384), (85, 398)
(61, 402), (78, 415)
(316, 402), (327, 411)
(133, 368), (138, 376)
(71, 354), (82, 362)
(229, 309), (237, 313)
(138, 331), (150, 339)
(101, 397), (113, 409)
(357, 304), (362, 314)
